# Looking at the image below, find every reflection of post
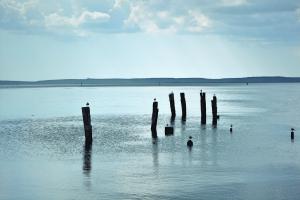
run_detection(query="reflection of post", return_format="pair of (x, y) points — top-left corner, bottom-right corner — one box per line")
(180, 93), (186, 121)
(83, 142), (92, 175)
(152, 141), (159, 176)
(152, 142), (159, 168)
(82, 104), (92, 143)
(200, 91), (206, 125)
(211, 128), (218, 166)
(151, 99), (159, 138)
(211, 95), (217, 126)
(169, 92), (176, 121)
(200, 129), (208, 167)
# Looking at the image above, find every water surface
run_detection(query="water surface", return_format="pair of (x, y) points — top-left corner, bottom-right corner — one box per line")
(1, 84), (300, 200)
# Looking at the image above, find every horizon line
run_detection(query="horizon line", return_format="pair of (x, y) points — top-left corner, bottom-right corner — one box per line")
(1, 75), (300, 82)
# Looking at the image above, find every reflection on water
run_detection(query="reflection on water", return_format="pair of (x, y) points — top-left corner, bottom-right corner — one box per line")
(188, 145), (193, 165)
(83, 142), (92, 176)
(211, 127), (218, 167)
(152, 139), (159, 175)
(170, 117), (175, 125)
(1, 84), (300, 199)
(83, 142), (92, 190)
(181, 120), (186, 132)
(200, 129), (208, 167)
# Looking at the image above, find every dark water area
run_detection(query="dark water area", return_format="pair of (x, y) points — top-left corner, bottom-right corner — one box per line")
(0, 84), (300, 199)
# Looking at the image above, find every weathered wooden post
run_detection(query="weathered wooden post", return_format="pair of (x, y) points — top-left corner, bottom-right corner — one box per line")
(180, 93), (186, 121)
(82, 103), (92, 143)
(200, 90), (206, 124)
(211, 95), (218, 126)
(151, 99), (159, 138)
(169, 92), (176, 120)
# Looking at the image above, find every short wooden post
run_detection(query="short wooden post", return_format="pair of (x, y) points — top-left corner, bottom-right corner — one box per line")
(82, 104), (92, 143)
(169, 92), (176, 120)
(211, 95), (218, 126)
(200, 90), (206, 124)
(291, 128), (295, 140)
(151, 99), (159, 138)
(165, 124), (174, 136)
(180, 92), (186, 121)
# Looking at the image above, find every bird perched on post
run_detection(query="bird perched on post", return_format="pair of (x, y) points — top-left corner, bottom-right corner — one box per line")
(86, 102), (89, 107)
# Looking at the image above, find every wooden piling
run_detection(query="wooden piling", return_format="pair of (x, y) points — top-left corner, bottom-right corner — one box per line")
(180, 93), (186, 121)
(82, 105), (92, 143)
(211, 95), (218, 126)
(151, 99), (159, 138)
(165, 125), (174, 136)
(169, 92), (176, 120)
(200, 91), (206, 124)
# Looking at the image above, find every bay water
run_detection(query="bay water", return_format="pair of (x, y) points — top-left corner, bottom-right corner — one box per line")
(1, 84), (300, 200)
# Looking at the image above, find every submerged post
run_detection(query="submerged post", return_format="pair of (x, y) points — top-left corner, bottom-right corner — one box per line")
(180, 93), (186, 121)
(82, 103), (92, 144)
(200, 90), (206, 124)
(169, 92), (176, 120)
(165, 124), (174, 136)
(151, 99), (159, 138)
(291, 128), (295, 140)
(211, 95), (218, 126)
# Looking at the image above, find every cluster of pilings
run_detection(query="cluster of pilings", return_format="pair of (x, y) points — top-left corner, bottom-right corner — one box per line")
(168, 92), (187, 122)
(81, 95), (296, 143)
(151, 91), (219, 138)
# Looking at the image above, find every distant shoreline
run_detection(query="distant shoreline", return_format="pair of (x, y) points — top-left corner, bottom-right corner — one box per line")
(1, 77), (300, 88)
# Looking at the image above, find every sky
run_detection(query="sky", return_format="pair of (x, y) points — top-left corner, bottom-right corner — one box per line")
(0, 0), (300, 81)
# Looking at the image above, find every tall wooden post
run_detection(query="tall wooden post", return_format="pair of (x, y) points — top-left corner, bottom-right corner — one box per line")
(180, 93), (186, 121)
(200, 91), (206, 124)
(169, 92), (176, 120)
(82, 104), (92, 143)
(151, 99), (159, 138)
(211, 95), (218, 126)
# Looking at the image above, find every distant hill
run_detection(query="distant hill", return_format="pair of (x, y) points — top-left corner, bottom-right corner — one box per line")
(0, 77), (300, 87)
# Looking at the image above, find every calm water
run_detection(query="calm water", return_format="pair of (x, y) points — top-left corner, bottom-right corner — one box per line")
(0, 84), (300, 200)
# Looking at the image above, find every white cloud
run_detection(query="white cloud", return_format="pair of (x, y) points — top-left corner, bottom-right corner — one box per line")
(0, 0), (38, 17)
(222, 0), (248, 6)
(124, 3), (166, 33)
(157, 11), (169, 19)
(45, 10), (110, 28)
(1, 0), (298, 41)
(124, 2), (211, 34)
(0, 1), (111, 36)
(187, 10), (211, 33)
(112, 0), (127, 10)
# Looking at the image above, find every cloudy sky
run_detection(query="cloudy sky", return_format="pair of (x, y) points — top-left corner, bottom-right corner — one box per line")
(0, 0), (300, 80)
